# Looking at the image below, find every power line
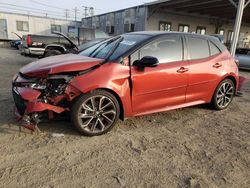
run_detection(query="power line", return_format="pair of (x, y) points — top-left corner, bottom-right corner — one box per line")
(0, 6), (72, 19)
(0, 1), (88, 21)
(28, 0), (80, 13)
(29, 0), (66, 11)
(0, 2), (64, 15)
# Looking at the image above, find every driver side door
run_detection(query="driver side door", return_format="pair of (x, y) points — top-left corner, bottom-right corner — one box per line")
(130, 35), (189, 115)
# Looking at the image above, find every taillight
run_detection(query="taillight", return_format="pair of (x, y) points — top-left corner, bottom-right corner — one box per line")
(27, 35), (31, 46)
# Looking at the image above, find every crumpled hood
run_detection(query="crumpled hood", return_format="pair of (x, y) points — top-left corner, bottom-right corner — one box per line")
(20, 54), (103, 77)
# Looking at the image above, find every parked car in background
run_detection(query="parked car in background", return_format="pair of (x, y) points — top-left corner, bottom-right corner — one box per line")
(235, 48), (250, 70)
(12, 32), (239, 136)
(21, 28), (109, 57)
(10, 40), (22, 49)
(21, 34), (73, 56)
(10, 32), (22, 49)
(42, 31), (108, 58)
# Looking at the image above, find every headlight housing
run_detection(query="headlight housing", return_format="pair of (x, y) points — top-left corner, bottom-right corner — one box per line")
(30, 83), (47, 90)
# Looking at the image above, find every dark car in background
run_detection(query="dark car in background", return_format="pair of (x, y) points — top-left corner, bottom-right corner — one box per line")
(10, 40), (22, 49)
(21, 29), (109, 57)
(10, 32), (23, 49)
(235, 48), (250, 70)
(21, 34), (73, 56)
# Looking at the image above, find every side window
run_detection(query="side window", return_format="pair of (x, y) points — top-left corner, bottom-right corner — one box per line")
(138, 36), (183, 64)
(187, 37), (209, 60)
(209, 41), (221, 56)
(16, 21), (29, 32)
(51, 24), (61, 33)
(130, 51), (139, 64)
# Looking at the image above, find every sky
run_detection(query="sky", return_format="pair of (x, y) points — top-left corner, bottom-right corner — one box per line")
(0, 0), (155, 20)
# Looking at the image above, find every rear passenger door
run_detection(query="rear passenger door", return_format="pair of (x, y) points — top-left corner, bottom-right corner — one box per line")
(185, 36), (225, 103)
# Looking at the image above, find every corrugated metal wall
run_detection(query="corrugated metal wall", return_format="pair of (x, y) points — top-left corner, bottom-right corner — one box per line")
(82, 6), (147, 35)
(135, 7), (147, 32)
(114, 11), (124, 35)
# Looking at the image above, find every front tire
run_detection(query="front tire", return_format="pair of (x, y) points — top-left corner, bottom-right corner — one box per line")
(212, 79), (235, 110)
(71, 90), (120, 136)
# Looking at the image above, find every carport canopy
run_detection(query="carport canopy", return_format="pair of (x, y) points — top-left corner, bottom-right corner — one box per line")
(145, 0), (250, 56)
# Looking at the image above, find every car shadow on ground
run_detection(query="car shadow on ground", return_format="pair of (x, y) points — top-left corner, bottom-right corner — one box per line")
(0, 96), (81, 136)
(0, 99), (213, 137)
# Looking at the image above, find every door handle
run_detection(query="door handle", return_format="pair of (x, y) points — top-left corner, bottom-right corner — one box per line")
(213, 63), (222, 68)
(177, 67), (189, 73)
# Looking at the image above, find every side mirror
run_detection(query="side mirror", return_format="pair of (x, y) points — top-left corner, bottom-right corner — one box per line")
(134, 56), (159, 68)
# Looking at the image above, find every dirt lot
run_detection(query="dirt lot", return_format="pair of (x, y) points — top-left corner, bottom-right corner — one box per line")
(0, 48), (249, 188)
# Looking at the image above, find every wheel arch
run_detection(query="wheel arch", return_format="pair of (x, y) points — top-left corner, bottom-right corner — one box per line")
(45, 45), (66, 53)
(223, 75), (238, 93)
(209, 74), (238, 103)
(96, 88), (125, 121)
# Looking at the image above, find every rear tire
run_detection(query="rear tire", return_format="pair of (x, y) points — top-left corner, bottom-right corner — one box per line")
(71, 90), (120, 136)
(211, 79), (235, 110)
(44, 50), (62, 57)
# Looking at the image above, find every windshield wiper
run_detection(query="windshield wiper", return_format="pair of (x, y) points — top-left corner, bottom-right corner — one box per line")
(91, 36), (123, 59)
(102, 36), (124, 64)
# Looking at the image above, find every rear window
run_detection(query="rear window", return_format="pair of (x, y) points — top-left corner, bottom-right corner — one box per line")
(209, 41), (221, 56)
(187, 37), (209, 60)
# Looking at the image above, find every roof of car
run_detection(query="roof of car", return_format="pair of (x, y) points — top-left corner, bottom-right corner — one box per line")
(125, 31), (227, 52)
(126, 31), (216, 39)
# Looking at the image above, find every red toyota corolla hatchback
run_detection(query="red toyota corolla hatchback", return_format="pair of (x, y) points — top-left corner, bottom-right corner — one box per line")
(12, 32), (239, 136)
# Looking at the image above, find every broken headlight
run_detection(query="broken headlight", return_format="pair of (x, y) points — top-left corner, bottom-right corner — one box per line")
(30, 83), (47, 90)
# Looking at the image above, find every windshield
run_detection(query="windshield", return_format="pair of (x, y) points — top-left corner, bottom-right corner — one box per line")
(79, 34), (149, 61)
(78, 39), (106, 52)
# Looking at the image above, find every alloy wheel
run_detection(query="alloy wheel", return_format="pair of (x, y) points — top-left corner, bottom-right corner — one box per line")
(216, 81), (234, 109)
(77, 95), (117, 134)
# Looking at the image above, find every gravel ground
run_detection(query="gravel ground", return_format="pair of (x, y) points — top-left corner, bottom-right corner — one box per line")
(0, 48), (249, 188)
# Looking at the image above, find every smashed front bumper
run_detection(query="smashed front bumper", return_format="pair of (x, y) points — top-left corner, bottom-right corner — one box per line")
(12, 87), (66, 131)
(12, 74), (81, 131)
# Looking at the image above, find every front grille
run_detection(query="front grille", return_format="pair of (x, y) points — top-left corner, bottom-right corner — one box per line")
(12, 88), (26, 115)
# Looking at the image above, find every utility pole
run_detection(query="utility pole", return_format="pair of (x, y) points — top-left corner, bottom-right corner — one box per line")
(65, 9), (69, 20)
(82, 6), (94, 17)
(82, 6), (88, 18)
(74, 7), (79, 21)
(89, 7), (94, 16)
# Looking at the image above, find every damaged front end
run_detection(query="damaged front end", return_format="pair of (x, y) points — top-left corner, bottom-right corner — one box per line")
(12, 73), (82, 131)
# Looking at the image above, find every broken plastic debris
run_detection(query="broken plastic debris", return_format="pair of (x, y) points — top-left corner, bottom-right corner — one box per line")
(52, 133), (65, 138)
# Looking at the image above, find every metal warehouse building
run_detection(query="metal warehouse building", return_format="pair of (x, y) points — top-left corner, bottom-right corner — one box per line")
(82, 0), (250, 49)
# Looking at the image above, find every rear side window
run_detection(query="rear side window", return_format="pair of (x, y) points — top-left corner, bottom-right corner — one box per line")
(187, 37), (209, 60)
(209, 41), (221, 56)
(139, 35), (183, 64)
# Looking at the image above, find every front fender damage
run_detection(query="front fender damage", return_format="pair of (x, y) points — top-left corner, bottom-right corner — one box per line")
(14, 83), (81, 131)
